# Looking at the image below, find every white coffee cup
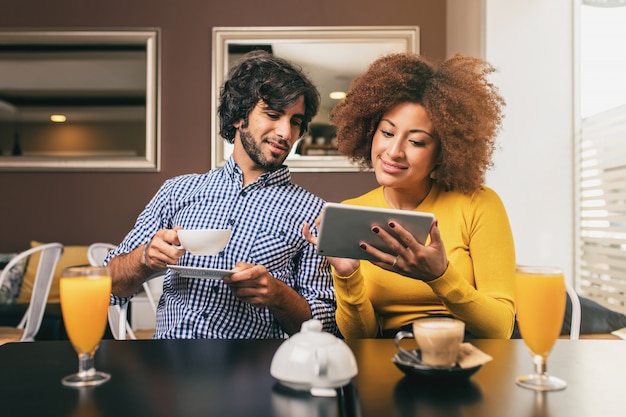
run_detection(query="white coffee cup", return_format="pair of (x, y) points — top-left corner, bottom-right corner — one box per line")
(175, 229), (231, 256)
(395, 317), (465, 368)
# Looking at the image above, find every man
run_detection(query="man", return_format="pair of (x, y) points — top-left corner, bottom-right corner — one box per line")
(106, 50), (337, 338)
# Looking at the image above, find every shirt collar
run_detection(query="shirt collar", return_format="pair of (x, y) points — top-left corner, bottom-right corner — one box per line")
(224, 156), (292, 188)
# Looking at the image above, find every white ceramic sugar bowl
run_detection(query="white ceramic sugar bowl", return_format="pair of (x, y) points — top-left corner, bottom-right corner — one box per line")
(270, 319), (358, 391)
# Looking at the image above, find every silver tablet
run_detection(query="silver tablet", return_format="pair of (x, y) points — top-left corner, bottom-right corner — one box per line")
(315, 202), (435, 261)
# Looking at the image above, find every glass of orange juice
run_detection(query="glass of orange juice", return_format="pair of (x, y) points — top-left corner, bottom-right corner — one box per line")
(515, 265), (567, 391)
(60, 265), (112, 387)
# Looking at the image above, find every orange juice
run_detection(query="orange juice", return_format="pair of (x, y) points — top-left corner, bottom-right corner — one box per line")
(515, 268), (566, 357)
(60, 275), (111, 354)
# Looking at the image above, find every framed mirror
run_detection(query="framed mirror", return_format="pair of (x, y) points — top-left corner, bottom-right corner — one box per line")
(0, 29), (160, 171)
(211, 26), (419, 172)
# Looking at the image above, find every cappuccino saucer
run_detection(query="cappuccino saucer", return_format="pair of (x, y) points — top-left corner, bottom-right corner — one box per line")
(392, 349), (482, 382)
(167, 265), (234, 279)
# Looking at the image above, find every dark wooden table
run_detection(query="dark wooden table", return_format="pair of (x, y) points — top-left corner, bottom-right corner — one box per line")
(0, 337), (624, 417)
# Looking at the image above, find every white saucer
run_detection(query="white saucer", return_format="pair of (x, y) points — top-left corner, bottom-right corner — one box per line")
(167, 265), (235, 279)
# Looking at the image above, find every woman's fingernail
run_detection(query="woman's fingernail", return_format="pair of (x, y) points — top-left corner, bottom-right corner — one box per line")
(389, 222), (396, 229)
(360, 243), (367, 250)
(372, 227), (380, 233)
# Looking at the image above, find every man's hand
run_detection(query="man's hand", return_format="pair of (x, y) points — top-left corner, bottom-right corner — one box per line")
(143, 227), (185, 271)
(223, 262), (276, 307)
(303, 221), (359, 276)
(109, 227), (185, 297)
(223, 262), (312, 335)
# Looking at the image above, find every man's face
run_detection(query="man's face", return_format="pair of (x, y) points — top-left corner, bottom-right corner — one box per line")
(234, 97), (305, 171)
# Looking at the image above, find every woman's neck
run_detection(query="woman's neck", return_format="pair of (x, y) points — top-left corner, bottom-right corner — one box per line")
(383, 181), (433, 210)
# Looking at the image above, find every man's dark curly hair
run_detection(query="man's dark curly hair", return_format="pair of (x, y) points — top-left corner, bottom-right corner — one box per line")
(218, 50), (320, 143)
(332, 53), (505, 194)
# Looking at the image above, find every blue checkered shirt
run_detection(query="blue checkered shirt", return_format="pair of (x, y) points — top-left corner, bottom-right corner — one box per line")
(108, 157), (337, 338)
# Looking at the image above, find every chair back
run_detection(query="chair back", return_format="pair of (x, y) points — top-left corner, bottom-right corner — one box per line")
(87, 242), (115, 266)
(87, 243), (130, 340)
(88, 242), (160, 340)
(0, 242), (64, 342)
(107, 301), (137, 340)
(566, 282), (581, 340)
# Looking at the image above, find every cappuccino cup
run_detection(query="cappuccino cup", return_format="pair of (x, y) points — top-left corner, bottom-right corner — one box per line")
(174, 228), (231, 256)
(395, 318), (465, 368)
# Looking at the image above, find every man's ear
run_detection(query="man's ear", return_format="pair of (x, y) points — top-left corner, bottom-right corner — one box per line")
(233, 119), (243, 129)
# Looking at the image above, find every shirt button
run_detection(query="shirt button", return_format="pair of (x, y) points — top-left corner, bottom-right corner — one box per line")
(212, 286), (219, 293)
(228, 219), (236, 225)
(218, 251), (224, 257)
(201, 312), (209, 319)
(241, 191), (247, 197)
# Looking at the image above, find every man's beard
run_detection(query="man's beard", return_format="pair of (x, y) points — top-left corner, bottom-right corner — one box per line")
(239, 127), (290, 171)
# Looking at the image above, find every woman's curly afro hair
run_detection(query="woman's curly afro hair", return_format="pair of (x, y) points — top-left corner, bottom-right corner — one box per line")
(331, 53), (505, 194)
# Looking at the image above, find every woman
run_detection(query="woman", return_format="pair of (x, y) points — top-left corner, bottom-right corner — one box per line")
(304, 53), (515, 339)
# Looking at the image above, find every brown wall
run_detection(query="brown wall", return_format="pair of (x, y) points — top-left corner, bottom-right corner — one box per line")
(0, 0), (446, 252)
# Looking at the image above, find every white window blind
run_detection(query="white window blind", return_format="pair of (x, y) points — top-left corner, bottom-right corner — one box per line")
(577, 104), (626, 314)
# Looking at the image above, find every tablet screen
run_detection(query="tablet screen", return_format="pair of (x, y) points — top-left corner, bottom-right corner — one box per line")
(315, 202), (434, 261)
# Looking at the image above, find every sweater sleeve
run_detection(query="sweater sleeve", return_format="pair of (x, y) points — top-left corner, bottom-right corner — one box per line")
(428, 187), (516, 338)
(332, 265), (381, 338)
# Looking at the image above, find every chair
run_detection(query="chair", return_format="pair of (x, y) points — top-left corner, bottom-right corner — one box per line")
(0, 242), (64, 344)
(565, 282), (581, 340)
(87, 242), (162, 340)
(86, 243), (115, 271)
(88, 243), (135, 340)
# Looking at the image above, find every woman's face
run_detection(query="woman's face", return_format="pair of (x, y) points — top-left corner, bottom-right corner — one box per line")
(371, 102), (440, 192)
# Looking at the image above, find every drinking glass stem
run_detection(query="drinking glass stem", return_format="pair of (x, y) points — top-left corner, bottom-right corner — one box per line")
(77, 352), (97, 377)
(533, 354), (548, 378)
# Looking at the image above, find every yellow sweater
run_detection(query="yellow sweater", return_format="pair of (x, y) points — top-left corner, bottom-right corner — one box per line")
(333, 184), (516, 339)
